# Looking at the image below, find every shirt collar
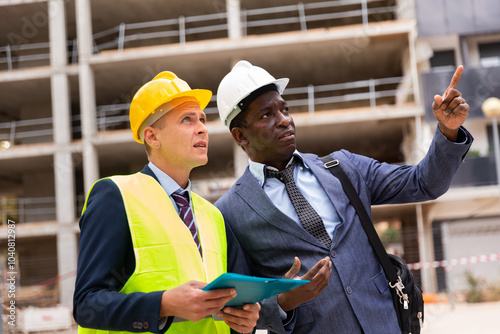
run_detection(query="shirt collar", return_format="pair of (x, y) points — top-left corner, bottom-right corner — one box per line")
(248, 151), (308, 187)
(148, 161), (193, 201)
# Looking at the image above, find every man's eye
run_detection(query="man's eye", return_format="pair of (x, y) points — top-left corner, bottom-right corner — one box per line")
(182, 117), (190, 122)
(262, 113), (270, 119)
(200, 118), (206, 124)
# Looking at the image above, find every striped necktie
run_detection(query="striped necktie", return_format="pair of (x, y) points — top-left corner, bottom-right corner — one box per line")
(172, 192), (202, 255)
(266, 159), (332, 248)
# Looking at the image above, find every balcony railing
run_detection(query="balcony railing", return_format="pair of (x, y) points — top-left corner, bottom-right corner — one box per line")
(0, 197), (56, 224)
(0, 75), (412, 145)
(0, 117), (54, 144)
(0, 39), (78, 71)
(0, 115), (82, 147)
(94, 0), (397, 52)
(92, 12), (228, 52)
(0, 0), (398, 69)
(94, 75), (413, 131)
(0, 196), (85, 225)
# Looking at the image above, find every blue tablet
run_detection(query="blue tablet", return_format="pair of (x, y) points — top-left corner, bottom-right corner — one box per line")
(202, 272), (309, 307)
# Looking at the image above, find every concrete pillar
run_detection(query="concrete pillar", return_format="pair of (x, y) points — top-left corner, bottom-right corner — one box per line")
(396, 0), (415, 21)
(75, 0), (93, 52)
(408, 22), (421, 106)
(76, 0), (99, 194)
(49, 0), (68, 68)
(416, 204), (436, 292)
(226, 0), (241, 39)
(53, 150), (78, 306)
(229, 55), (248, 177)
(80, 63), (100, 193)
(49, 0), (78, 306)
(233, 142), (248, 177)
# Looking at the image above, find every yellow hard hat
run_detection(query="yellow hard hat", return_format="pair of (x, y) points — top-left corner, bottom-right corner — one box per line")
(129, 71), (212, 143)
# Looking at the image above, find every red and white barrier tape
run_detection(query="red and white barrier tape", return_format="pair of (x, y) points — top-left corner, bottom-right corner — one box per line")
(408, 253), (500, 270)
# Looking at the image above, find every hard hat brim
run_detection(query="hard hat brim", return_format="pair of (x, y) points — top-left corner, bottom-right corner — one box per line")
(132, 88), (212, 143)
(166, 89), (213, 111)
(224, 77), (289, 127)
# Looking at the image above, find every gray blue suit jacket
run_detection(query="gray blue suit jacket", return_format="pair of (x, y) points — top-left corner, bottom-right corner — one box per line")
(216, 127), (472, 334)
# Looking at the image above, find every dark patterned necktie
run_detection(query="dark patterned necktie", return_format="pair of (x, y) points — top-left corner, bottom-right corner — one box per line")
(266, 160), (332, 248)
(172, 192), (202, 255)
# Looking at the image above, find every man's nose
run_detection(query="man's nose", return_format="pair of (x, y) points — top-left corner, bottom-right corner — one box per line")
(197, 120), (208, 134)
(276, 111), (291, 128)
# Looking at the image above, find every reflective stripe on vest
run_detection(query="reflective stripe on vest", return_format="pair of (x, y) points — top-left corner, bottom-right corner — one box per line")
(78, 172), (229, 334)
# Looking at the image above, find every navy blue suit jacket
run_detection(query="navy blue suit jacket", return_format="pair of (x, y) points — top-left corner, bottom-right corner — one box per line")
(73, 166), (171, 333)
(216, 127), (472, 334)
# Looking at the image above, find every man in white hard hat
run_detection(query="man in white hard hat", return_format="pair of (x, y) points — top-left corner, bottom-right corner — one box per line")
(74, 71), (260, 334)
(215, 60), (472, 333)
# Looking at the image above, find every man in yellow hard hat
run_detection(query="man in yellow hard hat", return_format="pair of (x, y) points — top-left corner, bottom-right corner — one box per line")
(73, 71), (260, 334)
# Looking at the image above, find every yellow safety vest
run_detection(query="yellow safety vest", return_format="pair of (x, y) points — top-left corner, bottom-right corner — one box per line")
(78, 172), (229, 334)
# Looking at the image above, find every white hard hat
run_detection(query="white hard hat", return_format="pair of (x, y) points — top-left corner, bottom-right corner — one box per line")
(217, 60), (289, 128)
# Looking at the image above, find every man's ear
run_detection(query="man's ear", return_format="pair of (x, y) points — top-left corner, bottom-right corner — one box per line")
(231, 127), (248, 148)
(143, 126), (160, 147)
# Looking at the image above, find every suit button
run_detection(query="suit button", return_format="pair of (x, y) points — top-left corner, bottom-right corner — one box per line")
(330, 250), (336, 258)
(143, 322), (149, 330)
(346, 286), (352, 294)
(132, 322), (143, 329)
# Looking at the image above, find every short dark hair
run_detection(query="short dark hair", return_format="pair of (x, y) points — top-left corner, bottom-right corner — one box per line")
(229, 108), (248, 131)
(229, 83), (278, 131)
(143, 114), (168, 156)
(236, 83), (278, 114)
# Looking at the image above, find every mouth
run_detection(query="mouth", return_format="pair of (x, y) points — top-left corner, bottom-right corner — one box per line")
(278, 130), (295, 140)
(194, 141), (207, 148)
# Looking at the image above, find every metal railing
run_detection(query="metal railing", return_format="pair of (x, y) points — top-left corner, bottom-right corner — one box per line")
(0, 195), (85, 224)
(0, 78), (413, 142)
(0, 117), (53, 142)
(203, 75), (412, 115)
(0, 114), (82, 146)
(93, 12), (228, 52)
(0, 197), (56, 224)
(241, 0), (396, 34)
(93, 0), (396, 52)
(95, 103), (131, 132)
(0, 75), (411, 144)
(0, 39), (78, 70)
(0, 0), (397, 68)
(96, 75), (413, 129)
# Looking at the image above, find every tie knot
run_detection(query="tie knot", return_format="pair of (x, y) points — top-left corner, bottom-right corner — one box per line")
(265, 160), (296, 184)
(172, 192), (189, 207)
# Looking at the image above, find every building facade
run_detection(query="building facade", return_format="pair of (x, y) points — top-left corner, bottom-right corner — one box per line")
(0, 0), (499, 306)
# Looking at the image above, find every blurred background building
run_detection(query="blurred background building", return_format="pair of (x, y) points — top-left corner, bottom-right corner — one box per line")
(0, 0), (499, 310)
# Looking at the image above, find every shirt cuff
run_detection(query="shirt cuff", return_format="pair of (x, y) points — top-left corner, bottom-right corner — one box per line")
(159, 317), (167, 330)
(456, 126), (469, 144)
(279, 305), (296, 326)
(158, 316), (173, 332)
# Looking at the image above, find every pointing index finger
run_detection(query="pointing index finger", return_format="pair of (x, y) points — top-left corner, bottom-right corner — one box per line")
(448, 65), (463, 89)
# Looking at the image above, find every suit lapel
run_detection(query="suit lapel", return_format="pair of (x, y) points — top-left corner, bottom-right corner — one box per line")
(234, 169), (328, 249)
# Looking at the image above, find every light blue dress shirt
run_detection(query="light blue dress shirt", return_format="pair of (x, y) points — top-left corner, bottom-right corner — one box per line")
(148, 161), (198, 329)
(248, 151), (342, 240)
(148, 161), (195, 215)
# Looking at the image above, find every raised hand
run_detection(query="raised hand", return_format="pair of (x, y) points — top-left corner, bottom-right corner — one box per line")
(432, 65), (469, 141)
(277, 256), (332, 312)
